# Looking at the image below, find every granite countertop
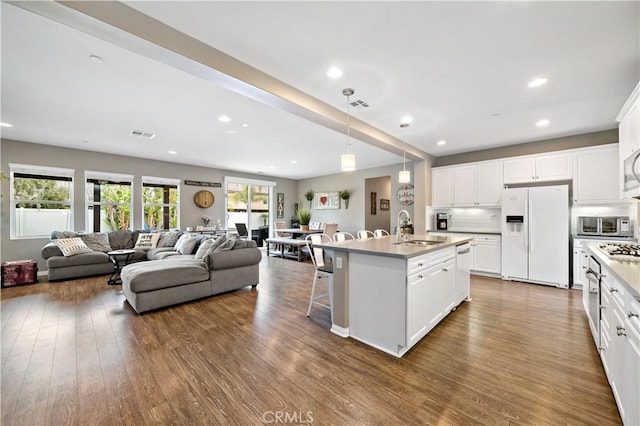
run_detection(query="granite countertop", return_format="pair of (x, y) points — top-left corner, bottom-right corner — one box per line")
(315, 234), (472, 259)
(583, 242), (640, 301)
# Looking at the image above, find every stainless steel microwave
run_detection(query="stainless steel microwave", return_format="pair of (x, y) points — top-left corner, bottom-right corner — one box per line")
(623, 148), (640, 198)
(577, 216), (632, 237)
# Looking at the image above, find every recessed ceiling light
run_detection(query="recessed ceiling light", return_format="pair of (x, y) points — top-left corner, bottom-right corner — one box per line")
(437, 140), (447, 146)
(0, 122), (13, 127)
(130, 129), (155, 139)
(401, 116), (413, 124)
(327, 66), (343, 79)
(528, 77), (548, 88)
(218, 115), (231, 123)
(269, 165), (275, 169)
(168, 150), (177, 155)
(89, 54), (103, 64)
(242, 123), (249, 127)
(536, 119), (550, 127)
(290, 160), (297, 164)
(227, 130), (237, 134)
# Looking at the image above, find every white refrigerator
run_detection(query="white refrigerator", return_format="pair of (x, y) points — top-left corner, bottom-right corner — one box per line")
(501, 185), (569, 288)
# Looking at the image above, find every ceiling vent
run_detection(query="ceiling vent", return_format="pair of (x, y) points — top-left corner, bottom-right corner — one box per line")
(350, 99), (370, 109)
(130, 130), (156, 139)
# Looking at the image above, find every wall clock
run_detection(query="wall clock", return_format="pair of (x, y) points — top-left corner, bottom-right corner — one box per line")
(396, 184), (415, 206)
(194, 190), (215, 208)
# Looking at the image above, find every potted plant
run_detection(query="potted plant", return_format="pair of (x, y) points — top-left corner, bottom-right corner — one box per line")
(297, 207), (312, 231)
(304, 189), (314, 208)
(339, 189), (351, 209)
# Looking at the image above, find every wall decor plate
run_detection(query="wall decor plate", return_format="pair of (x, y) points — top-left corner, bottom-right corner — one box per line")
(194, 190), (215, 208)
(396, 184), (414, 206)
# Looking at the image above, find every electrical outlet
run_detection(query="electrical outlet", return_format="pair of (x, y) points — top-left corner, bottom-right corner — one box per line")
(336, 256), (343, 269)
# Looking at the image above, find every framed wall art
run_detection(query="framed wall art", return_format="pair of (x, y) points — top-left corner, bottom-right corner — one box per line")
(313, 192), (339, 209)
(371, 192), (377, 215)
(380, 198), (390, 211)
(276, 193), (284, 218)
(397, 184), (415, 206)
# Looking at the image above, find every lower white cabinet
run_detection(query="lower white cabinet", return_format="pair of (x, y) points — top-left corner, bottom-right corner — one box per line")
(572, 239), (589, 289)
(472, 235), (501, 274)
(599, 265), (640, 426)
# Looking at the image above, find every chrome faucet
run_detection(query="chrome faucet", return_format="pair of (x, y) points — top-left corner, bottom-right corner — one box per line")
(397, 209), (412, 242)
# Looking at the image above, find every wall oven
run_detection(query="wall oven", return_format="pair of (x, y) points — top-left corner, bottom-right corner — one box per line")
(584, 255), (602, 350)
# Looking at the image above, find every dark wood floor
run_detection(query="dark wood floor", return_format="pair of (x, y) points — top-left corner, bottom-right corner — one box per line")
(1, 252), (621, 425)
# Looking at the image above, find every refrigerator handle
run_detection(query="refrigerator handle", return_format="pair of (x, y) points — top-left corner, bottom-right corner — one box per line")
(528, 198), (532, 254)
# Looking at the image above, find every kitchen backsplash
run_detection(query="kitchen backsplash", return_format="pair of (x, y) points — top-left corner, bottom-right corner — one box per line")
(429, 207), (501, 233)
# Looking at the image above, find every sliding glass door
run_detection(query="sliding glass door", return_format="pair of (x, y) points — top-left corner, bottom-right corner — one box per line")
(225, 177), (275, 241)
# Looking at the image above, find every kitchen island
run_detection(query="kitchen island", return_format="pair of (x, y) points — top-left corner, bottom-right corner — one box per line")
(315, 234), (472, 357)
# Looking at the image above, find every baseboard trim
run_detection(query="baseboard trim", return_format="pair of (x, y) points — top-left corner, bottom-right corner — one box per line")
(330, 324), (349, 338)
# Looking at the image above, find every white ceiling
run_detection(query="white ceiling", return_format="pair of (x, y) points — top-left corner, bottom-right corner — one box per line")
(2, 1), (639, 180)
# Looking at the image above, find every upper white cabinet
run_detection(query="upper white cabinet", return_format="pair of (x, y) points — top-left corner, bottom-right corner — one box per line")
(504, 152), (572, 184)
(616, 82), (640, 199)
(433, 162), (503, 207)
(433, 167), (455, 207)
(454, 162), (503, 207)
(573, 144), (619, 204)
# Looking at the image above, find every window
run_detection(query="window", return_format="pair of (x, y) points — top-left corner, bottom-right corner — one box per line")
(142, 176), (180, 230)
(85, 171), (133, 232)
(10, 163), (74, 239)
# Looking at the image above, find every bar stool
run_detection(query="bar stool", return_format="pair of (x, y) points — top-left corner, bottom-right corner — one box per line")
(373, 229), (390, 238)
(333, 231), (355, 242)
(356, 230), (374, 240)
(305, 233), (333, 317)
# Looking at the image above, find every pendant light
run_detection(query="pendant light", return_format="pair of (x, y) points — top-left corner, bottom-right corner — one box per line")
(399, 122), (411, 183)
(341, 88), (356, 171)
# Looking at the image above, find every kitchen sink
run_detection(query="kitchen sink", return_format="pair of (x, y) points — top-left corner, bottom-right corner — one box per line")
(393, 239), (442, 246)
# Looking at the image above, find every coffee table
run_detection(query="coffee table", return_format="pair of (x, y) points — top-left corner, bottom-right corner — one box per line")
(107, 249), (136, 285)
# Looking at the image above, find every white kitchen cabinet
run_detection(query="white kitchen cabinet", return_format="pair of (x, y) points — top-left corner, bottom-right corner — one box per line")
(598, 263), (640, 426)
(616, 82), (640, 199)
(503, 152), (572, 184)
(472, 234), (501, 274)
(573, 144), (619, 204)
(454, 162), (503, 207)
(572, 242), (588, 290)
(433, 167), (455, 207)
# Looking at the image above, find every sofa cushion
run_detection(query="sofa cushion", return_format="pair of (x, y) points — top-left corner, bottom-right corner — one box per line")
(47, 250), (110, 267)
(109, 230), (134, 250)
(194, 238), (216, 259)
(121, 259), (209, 292)
(157, 230), (183, 248)
(41, 242), (64, 259)
(134, 233), (161, 250)
(80, 233), (112, 252)
(206, 247), (262, 270)
(50, 230), (78, 240)
(150, 251), (183, 260)
(54, 237), (93, 256)
(175, 234), (199, 255)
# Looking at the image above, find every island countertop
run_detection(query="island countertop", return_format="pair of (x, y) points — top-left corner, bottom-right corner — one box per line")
(314, 234), (472, 259)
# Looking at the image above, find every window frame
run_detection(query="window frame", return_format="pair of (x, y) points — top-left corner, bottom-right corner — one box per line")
(9, 163), (75, 240)
(142, 176), (180, 231)
(85, 171), (134, 233)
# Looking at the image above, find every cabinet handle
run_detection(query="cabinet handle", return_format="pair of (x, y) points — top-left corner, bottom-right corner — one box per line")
(616, 325), (625, 331)
(442, 268), (448, 272)
(418, 275), (423, 279)
(617, 329), (627, 337)
(628, 312), (639, 318)
(418, 263), (423, 267)
(582, 266), (587, 269)
(610, 288), (618, 294)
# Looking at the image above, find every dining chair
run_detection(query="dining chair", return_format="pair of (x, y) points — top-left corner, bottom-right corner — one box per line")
(333, 232), (355, 242)
(305, 233), (333, 317)
(235, 223), (249, 239)
(323, 223), (338, 240)
(373, 229), (390, 238)
(272, 221), (291, 253)
(357, 230), (375, 240)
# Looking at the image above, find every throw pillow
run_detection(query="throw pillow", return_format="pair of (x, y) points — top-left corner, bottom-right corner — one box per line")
(134, 233), (161, 250)
(158, 230), (183, 248)
(213, 238), (237, 252)
(54, 237), (93, 257)
(194, 238), (215, 259)
(50, 230), (78, 240)
(80, 233), (112, 252)
(175, 234), (199, 255)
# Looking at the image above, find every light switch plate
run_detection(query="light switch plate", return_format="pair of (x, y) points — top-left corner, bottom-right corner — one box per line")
(336, 256), (342, 269)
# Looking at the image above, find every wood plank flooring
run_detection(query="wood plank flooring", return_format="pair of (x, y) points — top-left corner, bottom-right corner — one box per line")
(1, 252), (622, 425)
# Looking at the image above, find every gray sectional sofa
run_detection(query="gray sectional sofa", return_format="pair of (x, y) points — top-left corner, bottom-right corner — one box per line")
(41, 229), (262, 313)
